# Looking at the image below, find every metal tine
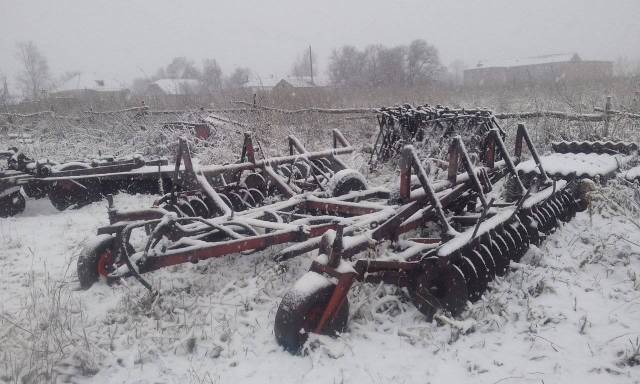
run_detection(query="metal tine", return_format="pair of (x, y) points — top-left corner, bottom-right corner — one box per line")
(449, 135), (489, 210)
(406, 146), (457, 239)
(515, 123), (551, 185)
(471, 197), (496, 239)
(486, 128), (526, 196)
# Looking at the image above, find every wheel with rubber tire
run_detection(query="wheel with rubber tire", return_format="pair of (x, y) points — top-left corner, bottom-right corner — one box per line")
(0, 190), (26, 217)
(77, 234), (116, 289)
(274, 272), (349, 353)
(327, 169), (367, 197)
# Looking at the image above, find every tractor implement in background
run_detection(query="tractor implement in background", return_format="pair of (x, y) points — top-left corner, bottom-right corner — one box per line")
(1, 148), (170, 216)
(369, 104), (505, 168)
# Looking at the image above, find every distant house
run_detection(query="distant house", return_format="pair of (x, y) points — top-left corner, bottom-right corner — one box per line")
(274, 76), (319, 90)
(244, 75), (279, 93)
(146, 78), (202, 96)
(242, 75), (329, 93)
(50, 72), (129, 101)
(463, 53), (613, 87)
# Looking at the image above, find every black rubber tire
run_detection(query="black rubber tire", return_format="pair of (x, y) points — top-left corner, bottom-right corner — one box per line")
(327, 169), (367, 197)
(77, 234), (115, 289)
(274, 273), (349, 354)
(0, 191), (26, 217)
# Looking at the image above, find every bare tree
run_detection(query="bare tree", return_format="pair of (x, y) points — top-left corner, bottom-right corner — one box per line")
(291, 47), (317, 79)
(614, 56), (640, 78)
(225, 67), (251, 88)
(130, 77), (153, 95)
(330, 40), (443, 88)
(201, 59), (223, 93)
(448, 59), (467, 86)
(377, 46), (406, 87)
(328, 46), (366, 87)
(166, 57), (200, 79)
(15, 41), (50, 99)
(362, 45), (383, 87)
(0, 73), (10, 106)
(406, 39), (443, 86)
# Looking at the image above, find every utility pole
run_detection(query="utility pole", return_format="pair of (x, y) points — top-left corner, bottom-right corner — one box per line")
(309, 45), (314, 85)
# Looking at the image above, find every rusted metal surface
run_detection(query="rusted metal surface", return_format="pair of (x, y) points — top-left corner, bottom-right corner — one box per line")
(369, 104), (505, 167)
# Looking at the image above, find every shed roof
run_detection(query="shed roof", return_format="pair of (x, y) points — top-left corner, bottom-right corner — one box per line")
(474, 53), (582, 69)
(152, 78), (201, 95)
(55, 72), (127, 92)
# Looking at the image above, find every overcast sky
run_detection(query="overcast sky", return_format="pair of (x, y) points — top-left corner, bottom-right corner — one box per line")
(1, 0), (639, 88)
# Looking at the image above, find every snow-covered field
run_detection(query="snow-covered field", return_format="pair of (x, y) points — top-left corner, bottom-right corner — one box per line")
(1, 179), (639, 383)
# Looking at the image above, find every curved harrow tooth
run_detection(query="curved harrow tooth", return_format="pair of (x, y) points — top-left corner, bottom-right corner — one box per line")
(248, 188), (266, 205)
(240, 188), (257, 207)
(218, 193), (233, 211)
(177, 200), (196, 217)
(187, 196), (210, 218)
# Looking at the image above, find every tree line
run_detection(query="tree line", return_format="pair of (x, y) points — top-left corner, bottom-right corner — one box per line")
(130, 57), (251, 95)
(327, 39), (444, 88)
(3, 39), (640, 103)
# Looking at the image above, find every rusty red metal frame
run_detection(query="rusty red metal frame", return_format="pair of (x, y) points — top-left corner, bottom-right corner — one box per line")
(304, 124), (571, 335)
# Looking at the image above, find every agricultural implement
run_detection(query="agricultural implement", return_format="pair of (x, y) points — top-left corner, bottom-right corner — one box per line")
(0, 148), (171, 216)
(76, 121), (587, 354)
(369, 104), (505, 168)
(274, 124), (586, 352)
(517, 137), (638, 183)
(77, 129), (362, 288)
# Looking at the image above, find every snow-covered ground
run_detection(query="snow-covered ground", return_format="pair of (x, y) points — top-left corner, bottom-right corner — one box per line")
(1, 183), (639, 383)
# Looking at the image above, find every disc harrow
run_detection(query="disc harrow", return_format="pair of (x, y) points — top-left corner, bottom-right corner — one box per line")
(274, 124), (583, 353)
(1, 148), (170, 216)
(369, 104), (505, 168)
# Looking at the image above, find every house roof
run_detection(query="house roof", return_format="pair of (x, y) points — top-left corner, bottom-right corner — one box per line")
(55, 72), (127, 92)
(473, 53), (582, 69)
(151, 78), (201, 95)
(279, 77), (315, 87)
(246, 75), (329, 89)
(245, 75), (279, 89)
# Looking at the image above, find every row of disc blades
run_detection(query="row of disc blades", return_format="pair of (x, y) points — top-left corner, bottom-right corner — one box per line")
(413, 188), (579, 319)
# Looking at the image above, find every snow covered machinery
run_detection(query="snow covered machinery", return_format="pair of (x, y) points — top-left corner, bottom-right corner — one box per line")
(77, 129), (365, 289)
(0, 148), (171, 216)
(369, 104), (505, 168)
(274, 124), (585, 353)
(509, 127), (639, 187)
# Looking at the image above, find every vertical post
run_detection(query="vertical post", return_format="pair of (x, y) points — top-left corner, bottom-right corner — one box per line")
(484, 130), (496, 169)
(517, 124), (550, 184)
(309, 45), (314, 85)
(447, 140), (459, 185)
(398, 146), (412, 202)
(603, 95), (611, 138)
(241, 132), (255, 163)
